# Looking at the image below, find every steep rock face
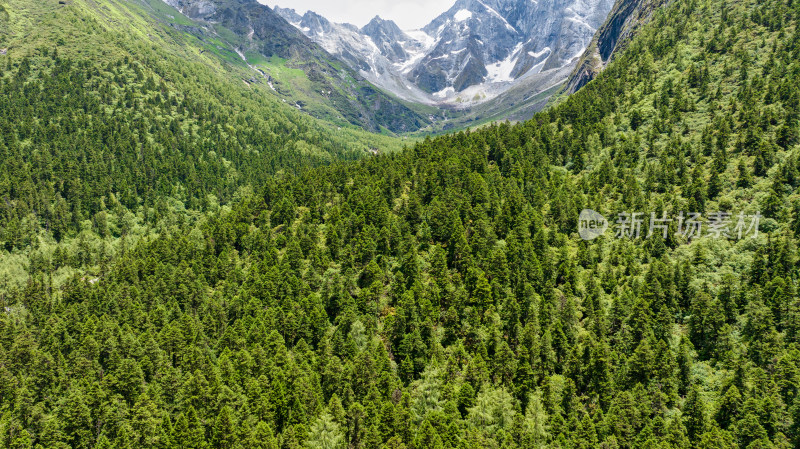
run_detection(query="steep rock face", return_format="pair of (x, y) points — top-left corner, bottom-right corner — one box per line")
(274, 7), (435, 104)
(276, 0), (614, 106)
(422, 0), (521, 64)
(410, 0), (614, 93)
(564, 0), (666, 93)
(410, 0), (520, 93)
(272, 5), (301, 24)
(360, 16), (413, 63)
(287, 10), (379, 73)
(163, 0), (216, 18)
(166, 0), (316, 60)
(162, 0), (430, 132)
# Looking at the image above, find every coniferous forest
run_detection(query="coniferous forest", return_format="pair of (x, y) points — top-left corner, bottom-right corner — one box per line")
(2, 0), (800, 447)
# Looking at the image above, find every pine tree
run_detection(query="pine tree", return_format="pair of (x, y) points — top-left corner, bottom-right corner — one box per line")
(173, 407), (207, 449)
(412, 421), (444, 449)
(305, 413), (345, 449)
(457, 383), (476, 418)
(684, 385), (707, 440)
(522, 391), (549, 448)
(58, 387), (93, 449)
(716, 385), (742, 429)
(213, 406), (236, 449)
(249, 422), (279, 449)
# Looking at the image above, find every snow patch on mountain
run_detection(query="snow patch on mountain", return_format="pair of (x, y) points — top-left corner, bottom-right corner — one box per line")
(454, 9), (473, 22)
(475, 0), (518, 32)
(529, 47), (551, 59)
(433, 86), (456, 98)
(486, 42), (523, 83)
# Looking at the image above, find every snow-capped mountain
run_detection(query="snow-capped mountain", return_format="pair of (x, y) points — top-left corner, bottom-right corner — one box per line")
(361, 16), (420, 64)
(160, 0), (430, 132)
(274, 8), (435, 103)
(275, 0), (613, 107)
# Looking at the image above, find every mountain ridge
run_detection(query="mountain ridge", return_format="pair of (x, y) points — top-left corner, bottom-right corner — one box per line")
(162, 0), (431, 133)
(563, 0), (667, 94)
(275, 0), (614, 111)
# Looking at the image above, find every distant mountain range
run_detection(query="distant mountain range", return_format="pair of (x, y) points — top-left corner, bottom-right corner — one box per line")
(161, 0), (431, 133)
(157, 0), (618, 131)
(275, 0), (614, 108)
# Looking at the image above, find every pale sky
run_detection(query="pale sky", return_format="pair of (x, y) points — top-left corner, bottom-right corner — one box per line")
(262, 0), (455, 30)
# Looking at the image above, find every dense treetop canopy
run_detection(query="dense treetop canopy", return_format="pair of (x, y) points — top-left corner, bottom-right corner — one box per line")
(1, 0), (800, 447)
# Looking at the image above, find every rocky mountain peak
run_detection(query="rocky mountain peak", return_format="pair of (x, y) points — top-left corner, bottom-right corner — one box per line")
(276, 0), (614, 107)
(360, 16), (412, 63)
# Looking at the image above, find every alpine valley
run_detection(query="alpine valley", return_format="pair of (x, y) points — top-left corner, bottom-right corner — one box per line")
(276, 0), (615, 127)
(136, 0), (622, 132)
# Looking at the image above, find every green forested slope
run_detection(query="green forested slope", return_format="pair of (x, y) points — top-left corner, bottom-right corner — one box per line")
(2, 0), (800, 448)
(0, 0), (405, 252)
(151, 0), (431, 134)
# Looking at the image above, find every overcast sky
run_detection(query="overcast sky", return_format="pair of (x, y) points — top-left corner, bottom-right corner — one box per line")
(262, 0), (455, 30)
